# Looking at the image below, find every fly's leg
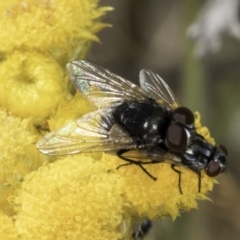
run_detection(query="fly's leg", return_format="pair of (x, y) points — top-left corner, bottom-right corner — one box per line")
(171, 164), (183, 194)
(116, 149), (157, 181)
(191, 170), (202, 192)
(137, 165), (157, 181)
(197, 171), (201, 193)
(171, 165), (202, 194)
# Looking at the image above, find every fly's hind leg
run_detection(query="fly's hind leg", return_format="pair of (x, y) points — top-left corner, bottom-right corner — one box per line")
(116, 149), (157, 181)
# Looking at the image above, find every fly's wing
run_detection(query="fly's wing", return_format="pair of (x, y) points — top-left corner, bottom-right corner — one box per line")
(67, 60), (148, 109)
(117, 148), (182, 165)
(36, 109), (137, 156)
(139, 69), (181, 109)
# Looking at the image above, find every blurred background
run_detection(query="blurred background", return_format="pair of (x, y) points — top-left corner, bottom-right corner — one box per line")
(88, 0), (240, 239)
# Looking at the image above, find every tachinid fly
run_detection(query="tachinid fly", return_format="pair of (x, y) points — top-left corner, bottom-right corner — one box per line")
(36, 60), (228, 193)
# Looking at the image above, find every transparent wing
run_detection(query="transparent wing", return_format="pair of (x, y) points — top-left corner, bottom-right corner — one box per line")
(119, 148), (182, 165)
(139, 69), (181, 109)
(36, 109), (137, 156)
(67, 60), (147, 109)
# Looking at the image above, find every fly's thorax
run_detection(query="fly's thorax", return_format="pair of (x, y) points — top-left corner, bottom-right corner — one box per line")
(171, 135), (212, 172)
(111, 100), (171, 143)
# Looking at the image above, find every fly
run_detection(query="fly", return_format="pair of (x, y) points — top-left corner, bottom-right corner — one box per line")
(36, 60), (228, 194)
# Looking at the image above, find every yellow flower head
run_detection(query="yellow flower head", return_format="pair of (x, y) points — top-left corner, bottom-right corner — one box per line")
(0, 108), (48, 216)
(0, 0), (119, 239)
(98, 112), (217, 237)
(15, 156), (123, 240)
(0, 213), (18, 240)
(0, 51), (68, 124)
(0, 0), (112, 64)
(33, 88), (218, 239)
(0, 1), (223, 239)
(31, 56), (221, 236)
(101, 112), (216, 221)
(47, 91), (95, 131)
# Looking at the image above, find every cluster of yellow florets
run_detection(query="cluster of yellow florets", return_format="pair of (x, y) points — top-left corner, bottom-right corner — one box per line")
(0, 0), (111, 65)
(0, 1), (217, 240)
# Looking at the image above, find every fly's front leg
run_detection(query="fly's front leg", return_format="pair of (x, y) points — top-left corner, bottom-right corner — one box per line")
(196, 171), (201, 193)
(171, 164), (183, 194)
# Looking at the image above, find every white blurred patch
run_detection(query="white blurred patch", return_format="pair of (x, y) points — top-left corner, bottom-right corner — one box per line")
(187, 0), (240, 58)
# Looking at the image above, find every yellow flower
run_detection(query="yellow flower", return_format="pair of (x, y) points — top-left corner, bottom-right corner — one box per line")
(15, 155), (123, 240)
(194, 111), (215, 145)
(0, 52), (68, 124)
(0, 0), (114, 239)
(33, 92), (217, 239)
(101, 123), (215, 222)
(47, 91), (95, 131)
(0, 108), (48, 216)
(0, 1), (220, 239)
(124, 111), (215, 217)
(0, 213), (18, 240)
(0, 0), (112, 64)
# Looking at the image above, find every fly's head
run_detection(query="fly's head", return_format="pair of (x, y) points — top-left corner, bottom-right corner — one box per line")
(205, 145), (228, 177)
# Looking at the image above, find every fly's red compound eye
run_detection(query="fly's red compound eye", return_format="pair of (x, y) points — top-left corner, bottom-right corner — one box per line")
(219, 144), (228, 156)
(165, 124), (188, 152)
(206, 161), (222, 177)
(172, 107), (194, 126)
